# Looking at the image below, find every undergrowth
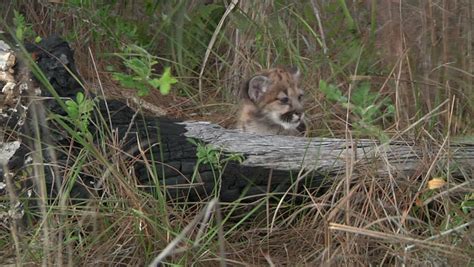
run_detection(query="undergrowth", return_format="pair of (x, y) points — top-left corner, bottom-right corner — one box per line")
(0, 0), (473, 266)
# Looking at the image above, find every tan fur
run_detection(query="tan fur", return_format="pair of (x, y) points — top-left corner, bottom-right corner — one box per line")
(236, 67), (306, 136)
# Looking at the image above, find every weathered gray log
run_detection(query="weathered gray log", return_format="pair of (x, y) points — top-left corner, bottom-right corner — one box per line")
(181, 121), (474, 176)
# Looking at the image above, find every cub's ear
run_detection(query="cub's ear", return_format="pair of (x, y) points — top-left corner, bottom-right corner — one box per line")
(248, 75), (270, 102)
(286, 66), (301, 81)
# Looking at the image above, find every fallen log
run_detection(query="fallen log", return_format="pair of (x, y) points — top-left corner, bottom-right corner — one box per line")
(0, 36), (473, 203)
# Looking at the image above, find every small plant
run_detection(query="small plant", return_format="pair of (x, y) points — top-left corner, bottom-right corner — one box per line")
(58, 92), (95, 141)
(188, 138), (244, 170)
(460, 193), (474, 214)
(112, 45), (177, 97)
(186, 138), (243, 200)
(319, 79), (394, 141)
(13, 10), (38, 42)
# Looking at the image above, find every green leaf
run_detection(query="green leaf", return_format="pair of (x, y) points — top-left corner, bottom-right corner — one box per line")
(461, 193), (474, 213)
(148, 78), (161, 89)
(351, 82), (380, 108)
(156, 67), (177, 95)
(125, 58), (149, 78)
(76, 92), (84, 104)
(34, 36), (42, 43)
(112, 73), (136, 88)
(159, 83), (171, 95)
(386, 104), (395, 115)
(352, 82), (371, 108)
(13, 10), (35, 41)
(15, 27), (24, 42)
(136, 83), (150, 97)
(319, 80), (345, 103)
(65, 99), (75, 107)
(13, 11), (26, 41)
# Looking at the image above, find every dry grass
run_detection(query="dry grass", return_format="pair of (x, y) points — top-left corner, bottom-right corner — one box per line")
(1, 0), (473, 266)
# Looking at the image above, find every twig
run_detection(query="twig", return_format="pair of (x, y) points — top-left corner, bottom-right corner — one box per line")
(329, 223), (469, 259)
(309, 0), (328, 55)
(148, 199), (218, 266)
(404, 221), (474, 251)
(198, 0), (238, 101)
(88, 47), (112, 131)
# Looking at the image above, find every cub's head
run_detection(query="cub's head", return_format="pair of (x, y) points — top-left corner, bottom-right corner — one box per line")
(241, 67), (304, 130)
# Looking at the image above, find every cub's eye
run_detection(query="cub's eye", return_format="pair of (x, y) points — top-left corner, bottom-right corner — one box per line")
(298, 94), (303, 101)
(279, 97), (289, 104)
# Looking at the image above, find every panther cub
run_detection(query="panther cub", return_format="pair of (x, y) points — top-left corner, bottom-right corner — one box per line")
(236, 67), (306, 136)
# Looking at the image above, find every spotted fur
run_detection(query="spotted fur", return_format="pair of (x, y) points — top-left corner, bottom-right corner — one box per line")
(236, 67), (306, 136)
